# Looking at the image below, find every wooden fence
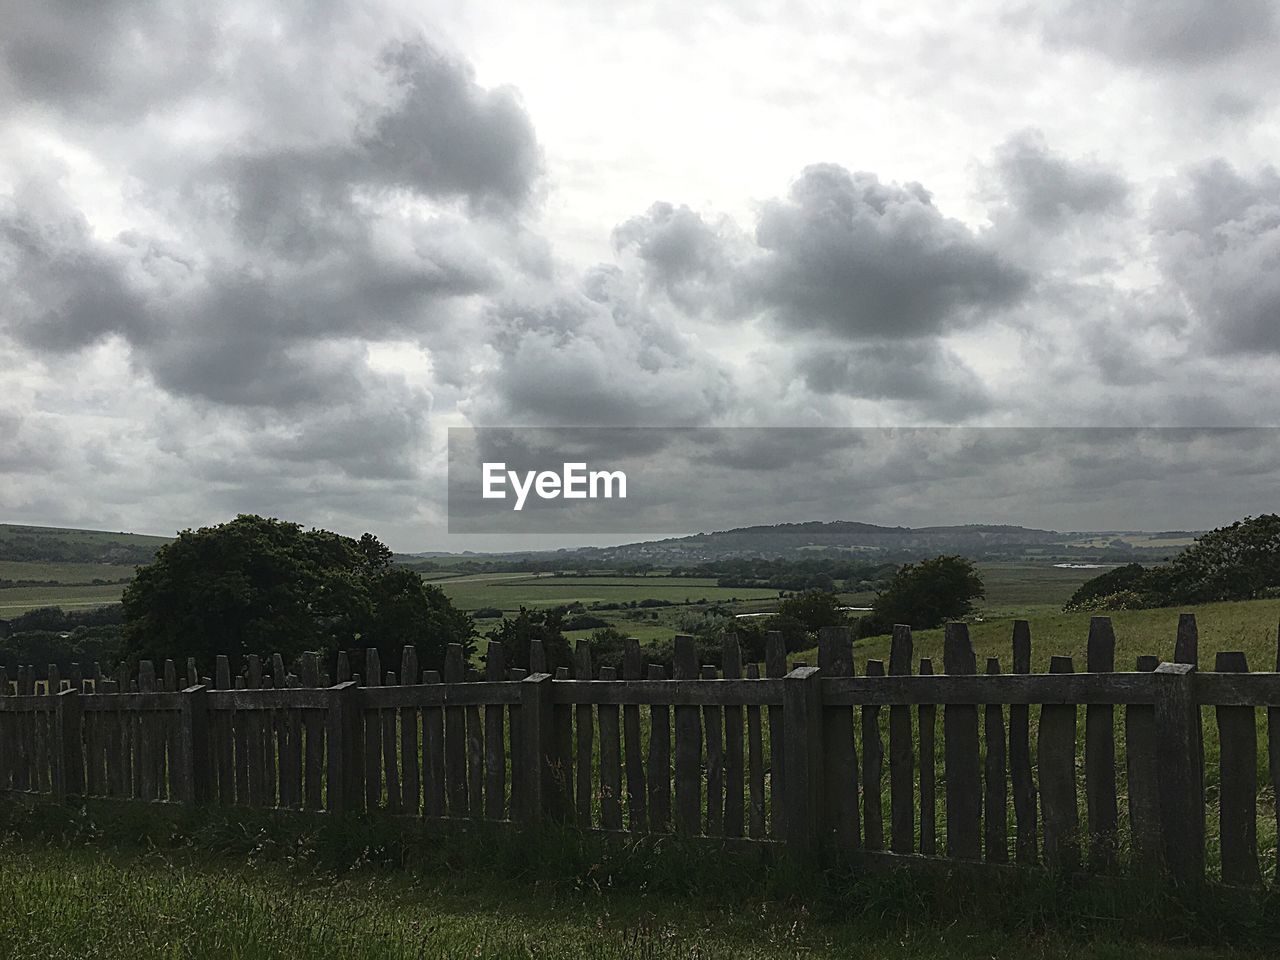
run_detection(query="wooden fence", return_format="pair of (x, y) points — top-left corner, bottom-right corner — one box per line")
(2, 613), (1279, 888)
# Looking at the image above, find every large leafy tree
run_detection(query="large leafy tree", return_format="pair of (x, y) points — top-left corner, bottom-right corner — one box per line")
(1066, 515), (1280, 610)
(121, 515), (472, 673)
(868, 555), (985, 631)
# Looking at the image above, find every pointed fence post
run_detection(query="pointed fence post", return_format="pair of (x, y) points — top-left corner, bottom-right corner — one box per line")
(783, 664), (823, 858)
(1154, 661), (1204, 887)
(519, 671), (554, 826)
(179, 684), (211, 805)
(54, 686), (83, 800)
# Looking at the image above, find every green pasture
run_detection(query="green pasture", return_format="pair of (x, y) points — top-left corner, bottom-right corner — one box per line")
(0, 582), (127, 615)
(436, 573), (781, 612)
(0, 560), (136, 584)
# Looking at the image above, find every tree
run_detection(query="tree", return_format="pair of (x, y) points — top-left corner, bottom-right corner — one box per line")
(121, 515), (473, 673)
(484, 606), (572, 674)
(868, 556), (985, 632)
(777, 590), (848, 634)
(1065, 514), (1280, 611)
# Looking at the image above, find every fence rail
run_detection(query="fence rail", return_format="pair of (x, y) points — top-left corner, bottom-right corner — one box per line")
(2, 613), (1279, 887)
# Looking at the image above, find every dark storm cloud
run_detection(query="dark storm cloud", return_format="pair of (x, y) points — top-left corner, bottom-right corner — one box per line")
(0, 182), (157, 352)
(743, 164), (1029, 339)
(1151, 160), (1280, 355)
(797, 340), (993, 421)
(0, 28), (541, 411)
(991, 130), (1130, 227)
(0, 0), (220, 120)
(249, 383), (432, 481)
(1038, 0), (1278, 68)
(363, 40), (542, 212)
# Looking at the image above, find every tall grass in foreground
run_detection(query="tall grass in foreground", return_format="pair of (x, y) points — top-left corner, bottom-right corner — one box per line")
(3, 800), (1280, 959)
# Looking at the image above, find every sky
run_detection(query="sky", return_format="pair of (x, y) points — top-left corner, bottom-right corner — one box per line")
(2, 0), (1279, 551)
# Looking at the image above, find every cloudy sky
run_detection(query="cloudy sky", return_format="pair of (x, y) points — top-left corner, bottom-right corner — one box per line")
(2, 0), (1279, 550)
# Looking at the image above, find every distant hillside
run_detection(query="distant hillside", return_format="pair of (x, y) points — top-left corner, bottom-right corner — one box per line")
(0, 524), (171, 565)
(419, 521), (1196, 567)
(582, 522), (1067, 564)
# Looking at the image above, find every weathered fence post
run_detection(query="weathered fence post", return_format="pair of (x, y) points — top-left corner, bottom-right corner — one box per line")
(179, 684), (210, 806)
(818, 625), (858, 848)
(519, 671), (554, 826)
(326, 680), (360, 814)
(54, 686), (82, 800)
(783, 664), (823, 857)
(1154, 661), (1204, 887)
(943, 622), (981, 861)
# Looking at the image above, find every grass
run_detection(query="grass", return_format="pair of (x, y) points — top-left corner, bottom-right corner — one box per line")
(436, 574), (780, 612)
(0, 560), (136, 583)
(2, 800), (1279, 959)
(0, 582), (128, 615)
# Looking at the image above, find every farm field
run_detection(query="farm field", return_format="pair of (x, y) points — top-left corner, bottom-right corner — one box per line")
(0, 582), (129, 615)
(849, 597), (1280, 674)
(436, 574), (781, 610)
(0, 560), (135, 583)
(0, 557), (1121, 625)
(0, 834), (1266, 960)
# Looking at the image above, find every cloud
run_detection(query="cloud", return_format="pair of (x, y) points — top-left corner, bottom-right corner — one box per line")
(796, 340), (994, 421)
(1038, 0), (1278, 68)
(611, 201), (743, 310)
(1152, 160), (1280, 354)
(0, 28), (542, 410)
(743, 164), (1028, 339)
(0, 0), (221, 121)
(988, 129), (1130, 228)
(469, 270), (737, 427)
(363, 40), (542, 213)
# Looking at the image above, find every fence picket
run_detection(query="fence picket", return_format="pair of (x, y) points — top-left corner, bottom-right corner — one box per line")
(1085, 617), (1118, 872)
(1009, 621), (1038, 864)
(1040, 655), (1079, 873)
(443, 645), (468, 817)
(423, 668), (446, 818)
(574, 642), (595, 828)
(647, 663), (671, 833)
(1215, 651), (1260, 885)
(1126, 655), (1162, 875)
(765, 632), (786, 838)
(599, 666), (623, 830)
(984, 657), (1007, 863)
(623, 639), (648, 832)
(484, 643), (506, 820)
(818, 625), (858, 847)
(863, 659), (885, 851)
(918, 657), (937, 856)
(888, 625), (914, 854)
(469, 667), (488, 820)
(943, 623), (981, 861)
(673, 636), (702, 835)
(745, 663), (766, 838)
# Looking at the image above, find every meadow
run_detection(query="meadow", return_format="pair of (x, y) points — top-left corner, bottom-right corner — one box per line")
(1, 803), (1276, 960)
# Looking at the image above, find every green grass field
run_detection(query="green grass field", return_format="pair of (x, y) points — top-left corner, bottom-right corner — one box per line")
(436, 574), (781, 611)
(1, 804), (1275, 960)
(0, 560), (136, 583)
(0, 582), (129, 615)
